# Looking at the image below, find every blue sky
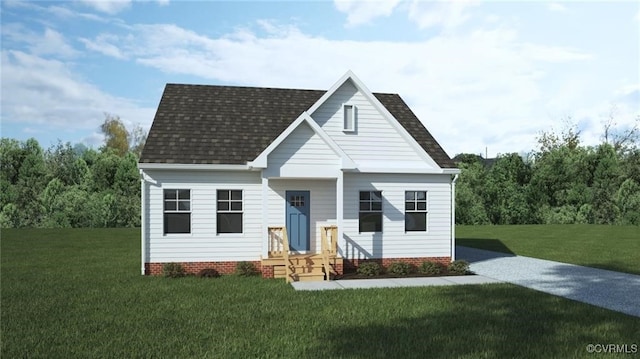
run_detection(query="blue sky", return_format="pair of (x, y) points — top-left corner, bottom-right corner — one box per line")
(1, 0), (638, 157)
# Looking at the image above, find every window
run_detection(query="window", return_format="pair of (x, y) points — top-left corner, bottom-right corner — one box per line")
(217, 190), (243, 233)
(164, 189), (191, 234)
(343, 104), (355, 131)
(405, 191), (427, 231)
(359, 191), (382, 232)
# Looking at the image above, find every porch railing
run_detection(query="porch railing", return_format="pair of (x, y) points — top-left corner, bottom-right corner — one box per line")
(268, 226), (292, 282)
(320, 225), (338, 280)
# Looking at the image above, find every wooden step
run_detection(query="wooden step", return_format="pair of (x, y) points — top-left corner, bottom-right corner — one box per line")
(264, 254), (343, 282)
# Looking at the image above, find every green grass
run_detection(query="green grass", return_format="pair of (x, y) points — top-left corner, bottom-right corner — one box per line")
(2, 228), (639, 358)
(457, 224), (640, 275)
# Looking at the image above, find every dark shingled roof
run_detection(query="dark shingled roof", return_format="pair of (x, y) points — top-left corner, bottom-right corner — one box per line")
(140, 84), (456, 168)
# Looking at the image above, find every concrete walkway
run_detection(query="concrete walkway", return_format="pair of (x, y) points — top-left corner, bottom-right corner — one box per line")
(457, 246), (640, 318)
(291, 274), (502, 291)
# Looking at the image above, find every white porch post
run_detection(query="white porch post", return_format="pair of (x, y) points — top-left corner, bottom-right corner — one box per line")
(450, 174), (459, 261)
(261, 171), (269, 258)
(336, 171), (344, 255)
(139, 169), (147, 275)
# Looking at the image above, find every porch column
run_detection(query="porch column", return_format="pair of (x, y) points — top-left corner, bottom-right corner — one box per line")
(140, 170), (147, 275)
(261, 171), (269, 258)
(336, 171), (344, 255)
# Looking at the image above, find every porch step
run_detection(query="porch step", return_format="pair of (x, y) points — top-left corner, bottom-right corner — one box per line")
(264, 253), (342, 282)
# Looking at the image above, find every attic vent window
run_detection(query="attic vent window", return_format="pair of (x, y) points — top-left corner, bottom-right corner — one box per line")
(343, 104), (355, 132)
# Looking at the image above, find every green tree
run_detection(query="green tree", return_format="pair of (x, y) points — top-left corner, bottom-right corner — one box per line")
(100, 114), (130, 156)
(16, 139), (47, 227)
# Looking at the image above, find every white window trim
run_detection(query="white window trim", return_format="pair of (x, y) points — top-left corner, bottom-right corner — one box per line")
(359, 190), (383, 233)
(405, 190), (428, 232)
(163, 188), (192, 236)
(216, 189), (244, 235)
(343, 104), (356, 132)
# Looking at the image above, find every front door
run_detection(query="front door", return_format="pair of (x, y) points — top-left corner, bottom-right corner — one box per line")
(286, 191), (310, 252)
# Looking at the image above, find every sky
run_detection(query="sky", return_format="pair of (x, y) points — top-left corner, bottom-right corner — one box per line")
(1, 0), (639, 158)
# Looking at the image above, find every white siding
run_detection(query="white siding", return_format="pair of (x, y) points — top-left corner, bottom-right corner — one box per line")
(145, 170), (262, 262)
(342, 173), (452, 260)
(265, 122), (340, 178)
(267, 179), (336, 252)
(311, 80), (434, 169)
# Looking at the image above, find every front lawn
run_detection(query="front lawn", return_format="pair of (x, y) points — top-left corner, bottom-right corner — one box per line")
(457, 224), (640, 275)
(2, 228), (639, 358)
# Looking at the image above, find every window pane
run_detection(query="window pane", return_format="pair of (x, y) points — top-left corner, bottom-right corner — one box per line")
(217, 190), (229, 200)
(164, 200), (176, 211)
(416, 191), (426, 200)
(178, 200), (190, 211)
(231, 201), (242, 211)
(164, 213), (190, 234)
(217, 213), (242, 233)
(164, 190), (176, 200)
(218, 201), (229, 211)
(371, 191), (382, 201)
(344, 105), (353, 130)
(359, 202), (370, 211)
(359, 212), (382, 232)
(178, 189), (190, 200)
(405, 212), (426, 231)
(360, 191), (370, 200)
(371, 201), (382, 211)
(405, 202), (415, 211)
(417, 202), (427, 211)
(231, 190), (242, 200)
(405, 191), (415, 200)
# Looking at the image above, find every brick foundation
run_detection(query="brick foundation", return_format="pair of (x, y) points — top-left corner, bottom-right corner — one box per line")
(145, 261), (263, 276)
(343, 257), (451, 272)
(145, 256), (450, 277)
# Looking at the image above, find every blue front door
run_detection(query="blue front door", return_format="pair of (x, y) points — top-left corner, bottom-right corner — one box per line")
(286, 191), (310, 252)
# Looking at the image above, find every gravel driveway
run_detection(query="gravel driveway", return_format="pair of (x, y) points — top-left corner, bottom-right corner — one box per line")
(456, 246), (640, 317)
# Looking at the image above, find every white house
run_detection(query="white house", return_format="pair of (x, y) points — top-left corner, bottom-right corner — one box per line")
(138, 71), (460, 281)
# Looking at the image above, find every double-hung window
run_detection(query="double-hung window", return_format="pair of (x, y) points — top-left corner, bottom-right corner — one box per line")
(164, 189), (191, 234)
(217, 190), (243, 234)
(359, 191), (382, 232)
(405, 191), (427, 231)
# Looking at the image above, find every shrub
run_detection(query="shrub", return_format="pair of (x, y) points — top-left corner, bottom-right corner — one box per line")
(357, 262), (381, 276)
(163, 262), (186, 278)
(387, 262), (413, 276)
(448, 260), (470, 275)
(197, 268), (220, 278)
(420, 261), (444, 275)
(235, 261), (259, 277)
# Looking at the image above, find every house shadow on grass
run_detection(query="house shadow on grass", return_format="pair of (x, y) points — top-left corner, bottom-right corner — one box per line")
(455, 241), (515, 264)
(308, 285), (640, 359)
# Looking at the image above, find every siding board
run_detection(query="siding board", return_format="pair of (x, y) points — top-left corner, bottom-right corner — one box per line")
(310, 80), (435, 169)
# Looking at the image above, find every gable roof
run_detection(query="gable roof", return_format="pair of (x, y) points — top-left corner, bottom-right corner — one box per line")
(140, 83), (456, 168)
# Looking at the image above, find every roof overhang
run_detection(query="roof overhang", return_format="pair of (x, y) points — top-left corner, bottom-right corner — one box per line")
(138, 163), (254, 171)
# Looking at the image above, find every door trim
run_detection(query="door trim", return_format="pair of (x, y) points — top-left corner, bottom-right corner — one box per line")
(285, 190), (310, 252)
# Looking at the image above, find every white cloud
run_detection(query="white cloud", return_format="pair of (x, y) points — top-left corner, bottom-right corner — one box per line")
(408, 0), (480, 31)
(78, 21), (604, 156)
(334, 0), (401, 27)
(0, 50), (155, 141)
(548, 3), (567, 12)
(2, 24), (80, 58)
(80, 33), (127, 59)
(78, 0), (132, 14)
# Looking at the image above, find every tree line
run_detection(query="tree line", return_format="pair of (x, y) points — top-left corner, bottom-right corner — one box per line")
(2, 114), (638, 228)
(456, 122), (640, 225)
(0, 115), (145, 228)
